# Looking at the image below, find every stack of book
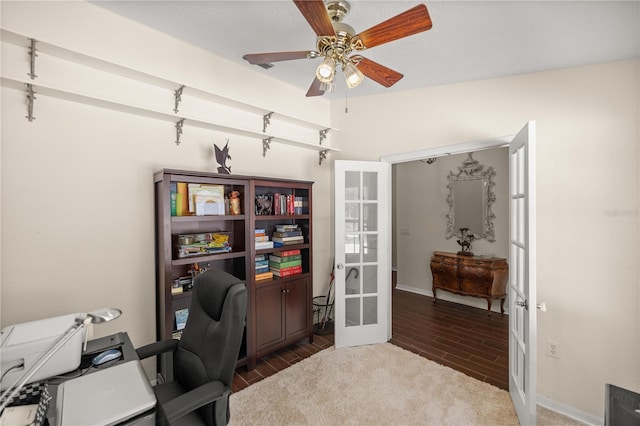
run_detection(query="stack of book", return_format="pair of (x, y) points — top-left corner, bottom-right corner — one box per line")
(269, 249), (302, 277)
(272, 224), (303, 247)
(255, 228), (274, 250)
(255, 254), (273, 281)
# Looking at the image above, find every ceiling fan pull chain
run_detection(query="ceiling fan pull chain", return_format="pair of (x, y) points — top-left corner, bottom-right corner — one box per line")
(344, 89), (348, 113)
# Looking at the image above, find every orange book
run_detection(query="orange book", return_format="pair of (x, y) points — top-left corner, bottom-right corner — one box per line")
(177, 182), (189, 216)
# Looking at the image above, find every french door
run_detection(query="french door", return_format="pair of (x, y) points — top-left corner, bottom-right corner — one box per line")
(333, 123), (536, 425)
(509, 121), (537, 425)
(334, 160), (391, 348)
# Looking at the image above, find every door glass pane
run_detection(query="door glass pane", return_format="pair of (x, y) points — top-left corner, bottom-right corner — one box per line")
(362, 203), (377, 231)
(345, 203), (360, 232)
(362, 234), (378, 263)
(363, 265), (377, 294)
(345, 298), (360, 327)
(363, 172), (377, 200)
(345, 266), (361, 295)
(345, 171), (361, 200)
(363, 296), (377, 325)
(345, 234), (360, 264)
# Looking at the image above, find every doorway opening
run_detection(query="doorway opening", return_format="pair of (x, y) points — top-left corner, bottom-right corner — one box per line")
(381, 137), (511, 389)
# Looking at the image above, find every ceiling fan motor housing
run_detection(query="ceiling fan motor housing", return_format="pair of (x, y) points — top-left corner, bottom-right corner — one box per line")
(326, 0), (350, 23)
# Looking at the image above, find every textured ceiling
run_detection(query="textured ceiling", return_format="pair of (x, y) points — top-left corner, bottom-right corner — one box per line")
(92, 0), (640, 99)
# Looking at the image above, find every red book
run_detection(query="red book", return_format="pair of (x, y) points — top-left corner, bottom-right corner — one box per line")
(286, 194), (293, 215)
(274, 193), (280, 216)
(275, 249), (301, 257)
(271, 265), (303, 277)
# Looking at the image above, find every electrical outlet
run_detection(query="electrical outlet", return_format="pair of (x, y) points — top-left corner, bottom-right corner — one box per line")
(547, 340), (560, 358)
(400, 226), (412, 236)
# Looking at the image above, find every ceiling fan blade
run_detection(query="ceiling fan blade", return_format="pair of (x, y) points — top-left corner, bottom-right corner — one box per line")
(306, 78), (325, 97)
(293, 0), (336, 37)
(356, 4), (432, 49)
(243, 51), (312, 65)
(353, 56), (403, 88)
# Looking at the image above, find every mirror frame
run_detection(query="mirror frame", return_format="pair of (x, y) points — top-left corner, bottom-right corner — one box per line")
(445, 153), (496, 242)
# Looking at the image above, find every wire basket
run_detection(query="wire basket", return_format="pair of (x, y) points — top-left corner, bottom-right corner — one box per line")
(0, 382), (51, 426)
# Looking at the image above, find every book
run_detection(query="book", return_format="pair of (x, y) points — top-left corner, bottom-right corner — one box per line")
(191, 185), (225, 216)
(269, 254), (301, 263)
(273, 193), (280, 216)
(256, 265), (270, 274)
(255, 271), (273, 281)
(272, 230), (302, 237)
(275, 224), (299, 232)
(255, 259), (269, 266)
(273, 249), (301, 257)
(175, 308), (189, 331)
(274, 241), (302, 247)
(177, 183), (189, 216)
(270, 265), (303, 277)
(170, 192), (177, 217)
(255, 254), (267, 261)
(254, 228), (266, 234)
(171, 285), (183, 295)
(269, 259), (302, 269)
(255, 241), (274, 250)
(272, 236), (304, 242)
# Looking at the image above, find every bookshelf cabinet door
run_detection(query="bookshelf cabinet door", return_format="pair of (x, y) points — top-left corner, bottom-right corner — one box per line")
(285, 277), (311, 340)
(255, 281), (285, 352)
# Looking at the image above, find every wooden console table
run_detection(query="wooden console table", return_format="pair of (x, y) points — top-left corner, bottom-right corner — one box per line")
(430, 251), (508, 314)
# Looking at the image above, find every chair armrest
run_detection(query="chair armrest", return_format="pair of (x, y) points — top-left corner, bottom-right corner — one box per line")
(135, 339), (179, 360)
(161, 381), (228, 423)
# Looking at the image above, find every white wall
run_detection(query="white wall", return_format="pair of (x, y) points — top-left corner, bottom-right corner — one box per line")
(1, 1), (638, 421)
(0, 1), (334, 377)
(330, 60), (639, 420)
(394, 148), (509, 312)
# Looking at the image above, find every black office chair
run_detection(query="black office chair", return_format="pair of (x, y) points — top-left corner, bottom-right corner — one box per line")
(137, 270), (247, 426)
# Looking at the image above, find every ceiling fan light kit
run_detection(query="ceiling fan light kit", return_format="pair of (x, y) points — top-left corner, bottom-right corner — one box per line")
(316, 56), (336, 83)
(343, 61), (364, 89)
(243, 0), (433, 97)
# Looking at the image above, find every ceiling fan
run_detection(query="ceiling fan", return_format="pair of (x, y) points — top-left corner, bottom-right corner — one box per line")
(243, 0), (432, 97)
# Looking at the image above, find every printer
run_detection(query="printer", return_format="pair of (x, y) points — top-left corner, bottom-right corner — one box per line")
(1, 314), (86, 390)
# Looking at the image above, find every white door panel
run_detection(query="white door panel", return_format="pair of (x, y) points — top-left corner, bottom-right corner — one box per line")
(509, 121), (537, 425)
(335, 161), (391, 348)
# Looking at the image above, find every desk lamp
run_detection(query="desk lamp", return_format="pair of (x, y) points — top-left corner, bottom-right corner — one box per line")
(0, 308), (122, 413)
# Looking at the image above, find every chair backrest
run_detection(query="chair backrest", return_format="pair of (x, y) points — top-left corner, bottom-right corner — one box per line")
(173, 270), (247, 421)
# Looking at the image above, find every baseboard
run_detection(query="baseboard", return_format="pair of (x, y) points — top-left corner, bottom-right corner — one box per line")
(538, 395), (603, 426)
(395, 284), (505, 314)
(395, 283), (432, 297)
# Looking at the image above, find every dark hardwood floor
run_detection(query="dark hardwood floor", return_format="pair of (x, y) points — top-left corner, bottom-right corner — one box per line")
(233, 287), (509, 393)
(390, 288), (509, 390)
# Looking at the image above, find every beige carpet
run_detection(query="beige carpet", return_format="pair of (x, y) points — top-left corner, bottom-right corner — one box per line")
(229, 343), (584, 426)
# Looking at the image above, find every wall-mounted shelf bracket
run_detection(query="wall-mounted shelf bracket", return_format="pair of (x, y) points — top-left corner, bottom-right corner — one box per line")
(25, 83), (36, 122)
(319, 128), (330, 145)
(28, 38), (38, 80)
(262, 137), (272, 157)
(262, 112), (273, 133)
(173, 85), (185, 113)
(319, 149), (329, 166)
(175, 118), (185, 145)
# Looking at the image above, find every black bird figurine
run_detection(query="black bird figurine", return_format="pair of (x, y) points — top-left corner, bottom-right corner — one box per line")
(214, 140), (231, 174)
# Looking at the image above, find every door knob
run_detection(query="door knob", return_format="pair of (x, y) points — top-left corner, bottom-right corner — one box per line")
(516, 299), (528, 310)
(336, 263), (344, 270)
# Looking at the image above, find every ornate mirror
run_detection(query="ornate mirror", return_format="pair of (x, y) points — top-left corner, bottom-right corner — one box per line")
(445, 153), (496, 242)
